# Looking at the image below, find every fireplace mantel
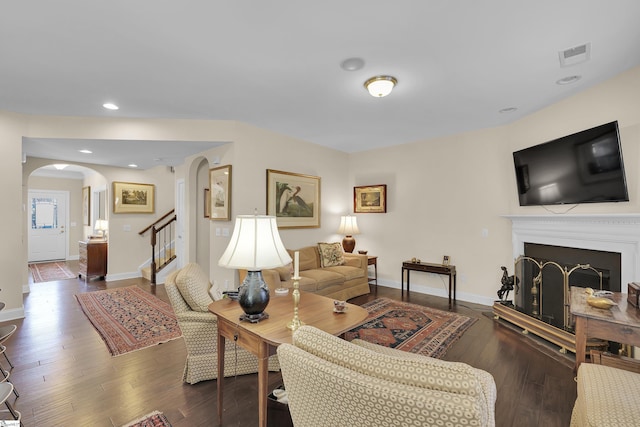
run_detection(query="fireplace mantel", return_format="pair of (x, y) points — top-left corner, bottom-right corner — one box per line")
(503, 214), (640, 292)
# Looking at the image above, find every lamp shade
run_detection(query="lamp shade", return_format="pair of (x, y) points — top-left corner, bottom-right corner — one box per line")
(219, 215), (292, 271)
(337, 215), (360, 236)
(94, 219), (109, 232)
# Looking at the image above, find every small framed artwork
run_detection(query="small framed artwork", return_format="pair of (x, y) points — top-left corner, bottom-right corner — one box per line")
(354, 184), (387, 213)
(204, 188), (211, 218)
(267, 169), (321, 228)
(209, 165), (232, 221)
(442, 255), (450, 266)
(113, 182), (155, 214)
(82, 186), (91, 226)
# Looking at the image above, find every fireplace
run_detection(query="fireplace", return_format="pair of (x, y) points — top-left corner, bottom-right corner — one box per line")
(516, 243), (621, 331)
(494, 214), (640, 354)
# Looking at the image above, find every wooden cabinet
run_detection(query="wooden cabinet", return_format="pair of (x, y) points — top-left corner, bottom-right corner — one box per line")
(79, 240), (107, 281)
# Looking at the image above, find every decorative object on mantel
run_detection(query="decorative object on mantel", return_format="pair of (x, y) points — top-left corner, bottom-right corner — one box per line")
(354, 184), (387, 213)
(337, 215), (360, 253)
(442, 255), (450, 266)
(218, 214), (292, 323)
(410, 257), (421, 263)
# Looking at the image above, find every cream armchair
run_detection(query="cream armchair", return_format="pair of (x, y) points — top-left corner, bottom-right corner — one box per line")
(165, 263), (279, 384)
(277, 326), (496, 427)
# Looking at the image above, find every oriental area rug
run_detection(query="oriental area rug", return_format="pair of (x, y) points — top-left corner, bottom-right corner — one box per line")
(76, 286), (182, 356)
(344, 298), (477, 359)
(121, 410), (172, 427)
(29, 261), (76, 282)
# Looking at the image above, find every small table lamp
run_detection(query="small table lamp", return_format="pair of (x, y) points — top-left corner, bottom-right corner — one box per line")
(94, 219), (109, 240)
(338, 215), (360, 253)
(218, 215), (292, 322)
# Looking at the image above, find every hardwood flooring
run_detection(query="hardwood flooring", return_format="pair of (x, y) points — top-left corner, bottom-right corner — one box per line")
(2, 266), (577, 426)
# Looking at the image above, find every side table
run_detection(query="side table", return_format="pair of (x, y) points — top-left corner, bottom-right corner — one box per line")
(401, 261), (456, 307)
(367, 256), (378, 287)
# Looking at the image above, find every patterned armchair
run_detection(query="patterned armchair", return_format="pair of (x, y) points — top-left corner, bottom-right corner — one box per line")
(165, 263), (279, 384)
(277, 326), (496, 427)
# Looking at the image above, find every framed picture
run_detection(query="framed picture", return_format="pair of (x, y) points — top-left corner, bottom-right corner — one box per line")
(113, 181), (155, 214)
(204, 188), (211, 218)
(354, 184), (387, 213)
(267, 169), (320, 228)
(209, 165), (232, 221)
(82, 186), (91, 226)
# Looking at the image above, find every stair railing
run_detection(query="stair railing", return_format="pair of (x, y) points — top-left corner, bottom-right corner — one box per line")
(139, 210), (177, 284)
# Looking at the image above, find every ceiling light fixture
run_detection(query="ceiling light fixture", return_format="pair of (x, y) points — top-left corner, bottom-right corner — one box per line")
(79, 149), (93, 154)
(556, 75), (582, 85)
(103, 102), (119, 110)
(364, 75), (397, 97)
(53, 164), (68, 170)
(128, 164), (138, 168)
(499, 107), (518, 114)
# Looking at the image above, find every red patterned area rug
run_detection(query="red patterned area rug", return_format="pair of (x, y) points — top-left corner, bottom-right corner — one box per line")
(121, 410), (172, 427)
(76, 286), (182, 357)
(344, 298), (477, 359)
(29, 261), (75, 282)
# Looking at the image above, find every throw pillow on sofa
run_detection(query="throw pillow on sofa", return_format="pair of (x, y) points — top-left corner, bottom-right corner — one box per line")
(317, 242), (345, 267)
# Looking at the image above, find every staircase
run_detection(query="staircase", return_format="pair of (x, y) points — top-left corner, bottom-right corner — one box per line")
(139, 210), (177, 284)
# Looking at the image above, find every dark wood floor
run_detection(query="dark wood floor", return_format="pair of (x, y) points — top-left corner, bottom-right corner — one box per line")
(2, 265), (577, 426)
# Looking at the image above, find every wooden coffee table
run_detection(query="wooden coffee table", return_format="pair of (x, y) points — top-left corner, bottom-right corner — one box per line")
(209, 290), (368, 427)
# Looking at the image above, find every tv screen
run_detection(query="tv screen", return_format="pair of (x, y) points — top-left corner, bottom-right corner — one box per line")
(513, 121), (629, 206)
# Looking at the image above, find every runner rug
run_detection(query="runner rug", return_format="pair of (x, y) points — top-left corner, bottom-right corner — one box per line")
(344, 297), (477, 359)
(76, 286), (182, 356)
(121, 410), (172, 427)
(29, 261), (75, 282)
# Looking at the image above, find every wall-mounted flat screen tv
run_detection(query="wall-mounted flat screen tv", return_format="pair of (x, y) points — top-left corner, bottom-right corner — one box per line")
(513, 121), (628, 206)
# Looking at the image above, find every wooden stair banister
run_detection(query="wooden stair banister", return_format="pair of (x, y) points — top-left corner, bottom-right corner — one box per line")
(140, 210), (177, 284)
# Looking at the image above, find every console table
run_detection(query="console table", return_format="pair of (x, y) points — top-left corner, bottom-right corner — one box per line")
(401, 261), (456, 307)
(571, 286), (640, 370)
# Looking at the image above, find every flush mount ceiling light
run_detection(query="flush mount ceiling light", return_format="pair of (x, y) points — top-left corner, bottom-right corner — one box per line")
(53, 164), (68, 170)
(364, 75), (397, 97)
(499, 107), (518, 114)
(340, 57), (365, 71)
(78, 149), (93, 154)
(103, 102), (119, 110)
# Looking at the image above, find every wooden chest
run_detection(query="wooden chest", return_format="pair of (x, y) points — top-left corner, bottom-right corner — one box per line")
(628, 282), (640, 308)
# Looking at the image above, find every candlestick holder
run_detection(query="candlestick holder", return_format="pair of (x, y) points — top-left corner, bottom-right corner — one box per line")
(287, 276), (304, 331)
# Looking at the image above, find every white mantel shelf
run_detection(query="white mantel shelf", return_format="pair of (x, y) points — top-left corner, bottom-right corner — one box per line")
(503, 213), (640, 291)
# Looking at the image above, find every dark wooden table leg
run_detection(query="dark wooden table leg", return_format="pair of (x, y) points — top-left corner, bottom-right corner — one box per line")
(217, 331), (225, 424)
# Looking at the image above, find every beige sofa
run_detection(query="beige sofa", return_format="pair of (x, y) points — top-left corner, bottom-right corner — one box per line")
(241, 244), (370, 301)
(277, 326), (497, 427)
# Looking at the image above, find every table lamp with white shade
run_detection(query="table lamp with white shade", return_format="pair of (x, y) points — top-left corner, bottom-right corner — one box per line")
(337, 215), (360, 253)
(218, 214), (292, 322)
(94, 219), (109, 240)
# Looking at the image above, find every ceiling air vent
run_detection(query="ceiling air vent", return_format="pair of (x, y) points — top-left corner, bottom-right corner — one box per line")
(558, 43), (591, 67)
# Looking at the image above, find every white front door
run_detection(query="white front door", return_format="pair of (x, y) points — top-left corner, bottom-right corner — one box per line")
(28, 190), (68, 262)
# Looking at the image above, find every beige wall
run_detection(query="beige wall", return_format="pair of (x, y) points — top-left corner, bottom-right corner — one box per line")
(349, 65), (640, 305)
(2, 64), (640, 320)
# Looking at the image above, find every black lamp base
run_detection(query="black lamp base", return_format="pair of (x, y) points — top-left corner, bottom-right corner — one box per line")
(238, 270), (270, 321)
(239, 312), (270, 323)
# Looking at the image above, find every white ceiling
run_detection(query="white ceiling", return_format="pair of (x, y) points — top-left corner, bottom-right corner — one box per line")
(4, 1), (640, 168)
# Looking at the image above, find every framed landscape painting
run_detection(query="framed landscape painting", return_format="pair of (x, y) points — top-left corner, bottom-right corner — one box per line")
(267, 169), (320, 228)
(209, 165), (231, 221)
(354, 184), (387, 213)
(113, 182), (155, 214)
